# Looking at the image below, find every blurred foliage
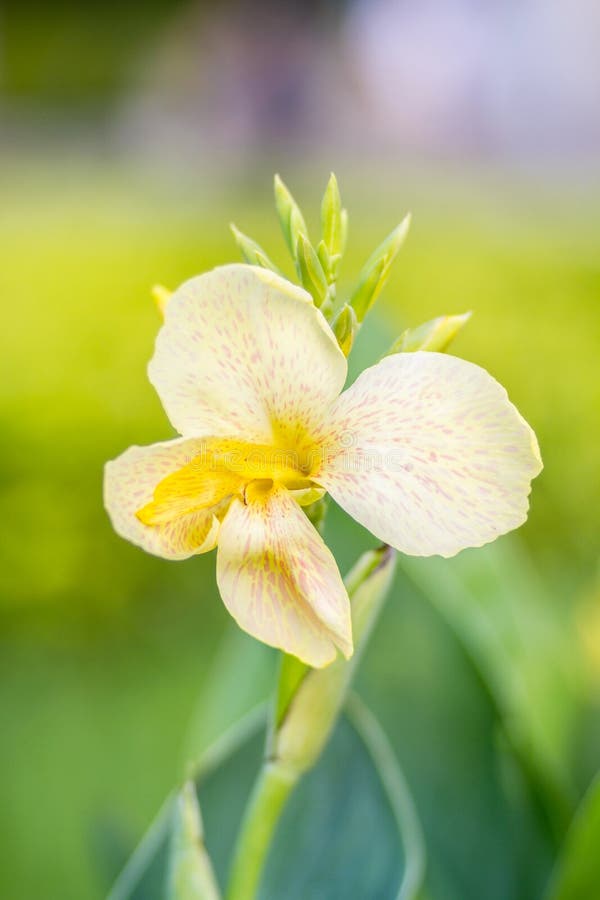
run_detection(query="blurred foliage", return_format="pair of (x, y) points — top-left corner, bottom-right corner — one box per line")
(1, 0), (187, 105)
(110, 703), (423, 900)
(0, 162), (599, 899)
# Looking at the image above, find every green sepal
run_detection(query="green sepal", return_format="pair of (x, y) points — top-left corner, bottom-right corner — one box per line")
(167, 782), (221, 900)
(331, 303), (358, 357)
(229, 224), (281, 274)
(274, 174), (308, 261)
(350, 214), (410, 322)
(386, 311), (472, 355)
(296, 233), (329, 307)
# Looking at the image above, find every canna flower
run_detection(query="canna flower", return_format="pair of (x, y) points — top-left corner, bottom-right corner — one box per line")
(104, 265), (542, 667)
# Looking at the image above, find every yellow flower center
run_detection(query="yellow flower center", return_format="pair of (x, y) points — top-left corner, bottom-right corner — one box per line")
(136, 438), (322, 526)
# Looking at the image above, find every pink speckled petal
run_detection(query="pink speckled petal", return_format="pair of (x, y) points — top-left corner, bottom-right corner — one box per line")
(313, 351), (542, 558)
(148, 264), (347, 442)
(104, 438), (224, 560)
(216, 485), (353, 667)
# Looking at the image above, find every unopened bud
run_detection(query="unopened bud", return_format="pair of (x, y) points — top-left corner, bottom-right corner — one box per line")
(296, 233), (329, 307)
(230, 224), (280, 274)
(387, 312), (471, 355)
(331, 303), (358, 356)
(321, 172), (342, 263)
(350, 214), (410, 322)
(274, 174), (309, 261)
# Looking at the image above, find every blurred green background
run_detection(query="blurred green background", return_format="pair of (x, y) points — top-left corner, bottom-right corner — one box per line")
(1, 2), (599, 899)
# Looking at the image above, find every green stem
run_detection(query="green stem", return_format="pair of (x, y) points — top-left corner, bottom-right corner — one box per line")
(225, 760), (299, 900)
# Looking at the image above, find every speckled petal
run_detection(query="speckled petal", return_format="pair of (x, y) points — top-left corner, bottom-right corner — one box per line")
(148, 264), (347, 443)
(216, 484), (353, 667)
(313, 351), (542, 558)
(104, 438), (224, 560)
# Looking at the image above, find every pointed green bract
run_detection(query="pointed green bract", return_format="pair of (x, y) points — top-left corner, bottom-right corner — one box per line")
(387, 311), (472, 355)
(350, 214), (411, 322)
(296, 233), (329, 307)
(229, 224), (280, 274)
(274, 174), (308, 260)
(167, 782), (221, 900)
(332, 303), (358, 356)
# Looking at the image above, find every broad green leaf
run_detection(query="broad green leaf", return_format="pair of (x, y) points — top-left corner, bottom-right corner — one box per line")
(545, 775), (600, 900)
(399, 540), (581, 836)
(107, 705), (425, 900)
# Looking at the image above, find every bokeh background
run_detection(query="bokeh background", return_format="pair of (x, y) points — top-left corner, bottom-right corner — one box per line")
(1, 1), (599, 898)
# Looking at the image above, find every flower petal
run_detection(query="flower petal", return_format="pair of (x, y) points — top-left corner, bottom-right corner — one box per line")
(104, 438), (224, 560)
(313, 351), (542, 558)
(148, 264), (347, 442)
(216, 484), (352, 667)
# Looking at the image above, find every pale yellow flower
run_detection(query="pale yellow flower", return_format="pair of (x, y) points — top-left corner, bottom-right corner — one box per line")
(104, 265), (542, 667)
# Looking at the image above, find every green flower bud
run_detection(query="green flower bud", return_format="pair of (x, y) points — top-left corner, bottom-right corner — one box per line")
(340, 207), (349, 255)
(321, 172), (342, 261)
(331, 303), (358, 357)
(274, 174), (309, 261)
(350, 214), (411, 322)
(387, 311), (472, 355)
(230, 224), (281, 274)
(296, 232), (329, 307)
(316, 239), (331, 279)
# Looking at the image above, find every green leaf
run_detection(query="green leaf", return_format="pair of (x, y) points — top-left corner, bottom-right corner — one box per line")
(167, 782), (221, 900)
(386, 312), (471, 355)
(545, 775), (600, 900)
(107, 706), (425, 900)
(399, 541), (579, 836)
